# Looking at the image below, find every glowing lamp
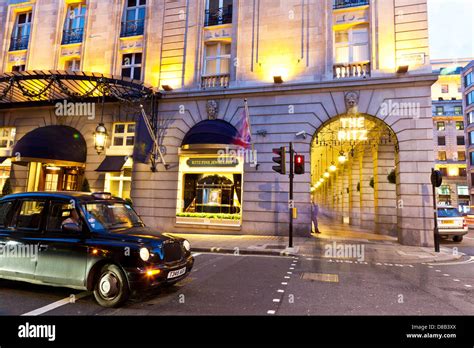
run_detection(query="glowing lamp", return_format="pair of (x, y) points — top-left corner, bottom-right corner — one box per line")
(329, 162), (337, 172)
(338, 152), (347, 164)
(324, 171), (330, 178)
(93, 123), (108, 155)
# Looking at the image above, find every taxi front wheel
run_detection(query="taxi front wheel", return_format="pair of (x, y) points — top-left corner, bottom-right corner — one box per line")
(93, 264), (130, 308)
(453, 236), (463, 242)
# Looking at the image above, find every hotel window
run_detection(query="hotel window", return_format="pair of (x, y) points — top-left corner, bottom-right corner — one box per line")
(10, 11), (32, 51)
(456, 121), (464, 131)
(438, 151), (447, 161)
(0, 128), (16, 149)
(441, 84), (449, 94)
(471, 152), (474, 165)
(458, 185), (469, 196)
(438, 136), (446, 146)
(469, 111), (474, 125)
(112, 123), (135, 147)
(105, 168), (132, 200)
(122, 53), (142, 80)
(435, 106), (444, 116)
(62, 3), (86, 44)
(11, 65), (25, 72)
(65, 59), (81, 72)
(437, 185), (450, 195)
(205, 0), (233, 26)
(436, 122), (445, 131)
(335, 25), (369, 64)
(470, 132), (474, 145)
(203, 42), (231, 76)
(457, 136), (465, 146)
(121, 0), (146, 37)
(465, 72), (473, 88)
(458, 151), (466, 162)
(454, 106), (463, 115)
(439, 167), (448, 177)
(467, 91), (474, 106)
(459, 168), (467, 177)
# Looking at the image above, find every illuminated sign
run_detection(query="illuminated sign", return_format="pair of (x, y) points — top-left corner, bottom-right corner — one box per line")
(338, 117), (368, 141)
(187, 158), (239, 168)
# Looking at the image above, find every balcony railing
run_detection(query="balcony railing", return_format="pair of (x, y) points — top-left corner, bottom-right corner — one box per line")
(9, 35), (29, 51)
(121, 19), (145, 38)
(333, 0), (370, 9)
(201, 74), (230, 89)
(204, 6), (233, 26)
(334, 62), (370, 79)
(433, 111), (463, 116)
(61, 28), (84, 45)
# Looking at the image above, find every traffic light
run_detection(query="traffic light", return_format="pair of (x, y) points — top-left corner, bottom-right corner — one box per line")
(294, 154), (305, 175)
(272, 147), (286, 175)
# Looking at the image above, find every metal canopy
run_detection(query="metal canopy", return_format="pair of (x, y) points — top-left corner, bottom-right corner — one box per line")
(0, 70), (157, 108)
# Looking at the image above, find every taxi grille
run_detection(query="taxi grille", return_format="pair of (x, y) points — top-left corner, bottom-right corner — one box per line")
(163, 242), (183, 263)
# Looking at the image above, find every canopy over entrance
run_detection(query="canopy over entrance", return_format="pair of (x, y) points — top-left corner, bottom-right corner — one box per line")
(181, 120), (240, 148)
(12, 125), (87, 166)
(0, 70), (157, 108)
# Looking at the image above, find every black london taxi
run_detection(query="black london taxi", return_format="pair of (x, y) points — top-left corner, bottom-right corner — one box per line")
(0, 192), (194, 307)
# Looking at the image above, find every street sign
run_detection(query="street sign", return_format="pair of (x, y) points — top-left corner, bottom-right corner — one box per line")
(288, 200), (295, 209)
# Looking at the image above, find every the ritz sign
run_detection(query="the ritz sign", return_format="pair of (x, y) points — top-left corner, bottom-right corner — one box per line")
(338, 117), (368, 142)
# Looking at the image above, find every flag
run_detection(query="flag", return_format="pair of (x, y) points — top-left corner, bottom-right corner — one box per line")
(233, 100), (252, 149)
(133, 112), (155, 164)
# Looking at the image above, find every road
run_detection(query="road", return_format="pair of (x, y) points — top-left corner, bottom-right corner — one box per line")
(1, 248), (474, 316)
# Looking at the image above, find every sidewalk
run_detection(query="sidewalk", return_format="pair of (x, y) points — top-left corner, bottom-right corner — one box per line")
(172, 219), (464, 264)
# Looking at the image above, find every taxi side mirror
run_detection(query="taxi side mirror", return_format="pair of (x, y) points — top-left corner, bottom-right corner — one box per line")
(62, 223), (82, 233)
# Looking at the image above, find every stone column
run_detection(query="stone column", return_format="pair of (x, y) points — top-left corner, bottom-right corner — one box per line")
(360, 146), (375, 230)
(376, 144), (398, 236)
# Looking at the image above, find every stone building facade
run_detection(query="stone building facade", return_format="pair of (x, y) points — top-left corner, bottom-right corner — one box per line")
(0, 0), (438, 246)
(463, 61), (474, 204)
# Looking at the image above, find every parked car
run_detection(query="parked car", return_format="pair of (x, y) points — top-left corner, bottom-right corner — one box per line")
(437, 206), (468, 242)
(0, 192), (194, 307)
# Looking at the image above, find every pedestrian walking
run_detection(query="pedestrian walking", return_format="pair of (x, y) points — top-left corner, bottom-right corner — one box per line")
(311, 197), (321, 234)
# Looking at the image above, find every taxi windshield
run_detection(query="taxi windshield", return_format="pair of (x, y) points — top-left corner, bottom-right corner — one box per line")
(81, 202), (145, 232)
(437, 208), (462, 218)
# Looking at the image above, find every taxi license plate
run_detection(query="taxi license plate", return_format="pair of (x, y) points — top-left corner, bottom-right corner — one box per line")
(442, 220), (454, 224)
(168, 267), (186, 279)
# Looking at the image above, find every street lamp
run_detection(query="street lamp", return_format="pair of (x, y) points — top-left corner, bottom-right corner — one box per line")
(323, 171), (330, 178)
(94, 123), (108, 155)
(329, 162), (337, 172)
(338, 151), (347, 164)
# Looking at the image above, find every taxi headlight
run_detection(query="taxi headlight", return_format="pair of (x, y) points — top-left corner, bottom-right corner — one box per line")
(183, 240), (191, 252)
(139, 248), (150, 262)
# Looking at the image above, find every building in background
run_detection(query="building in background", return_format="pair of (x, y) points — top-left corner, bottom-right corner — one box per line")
(431, 59), (472, 212)
(0, 0), (438, 246)
(463, 61), (474, 206)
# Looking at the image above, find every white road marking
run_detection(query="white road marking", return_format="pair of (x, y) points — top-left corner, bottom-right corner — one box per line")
(287, 272), (293, 274)
(267, 310), (276, 315)
(290, 267), (295, 270)
(277, 289), (285, 293)
(453, 279), (460, 282)
(465, 285), (472, 288)
(281, 282), (288, 285)
(273, 299), (280, 303)
(22, 292), (89, 316)
(284, 276), (290, 279)
(192, 253), (202, 257)
(443, 274), (450, 277)
(436, 270), (442, 272)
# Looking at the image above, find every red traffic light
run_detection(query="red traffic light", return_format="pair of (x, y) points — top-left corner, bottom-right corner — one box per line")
(294, 154), (305, 175)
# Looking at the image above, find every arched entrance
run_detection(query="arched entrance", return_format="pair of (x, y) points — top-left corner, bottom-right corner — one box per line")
(311, 114), (399, 236)
(12, 125), (87, 192)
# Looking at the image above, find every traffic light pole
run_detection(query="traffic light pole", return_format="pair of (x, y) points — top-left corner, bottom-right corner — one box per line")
(289, 142), (294, 248)
(431, 168), (441, 253)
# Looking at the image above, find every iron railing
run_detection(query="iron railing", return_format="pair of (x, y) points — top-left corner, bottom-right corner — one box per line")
(9, 35), (29, 51)
(61, 28), (84, 45)
(334, 0), (370, 9)
(205, 6), (233, 26)
(120, 19), (145, 38)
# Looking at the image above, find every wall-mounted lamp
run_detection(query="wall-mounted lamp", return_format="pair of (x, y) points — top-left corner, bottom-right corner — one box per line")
(273, 76), (284, 84)
(93, 123), (108, 155)
(396, 65), (409, 74)
(162, 85), (173, 91)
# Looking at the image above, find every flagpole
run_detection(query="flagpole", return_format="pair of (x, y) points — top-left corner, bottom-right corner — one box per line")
(139, 105), (168, 169)
(244, 99), (257, 167)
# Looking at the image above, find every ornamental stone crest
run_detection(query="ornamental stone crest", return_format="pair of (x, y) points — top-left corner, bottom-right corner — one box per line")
(206, 100), (219, 120)
(344, 91), (359, 115)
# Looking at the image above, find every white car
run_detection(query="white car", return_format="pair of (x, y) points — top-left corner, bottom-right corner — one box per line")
(437, 206), (468, 242)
